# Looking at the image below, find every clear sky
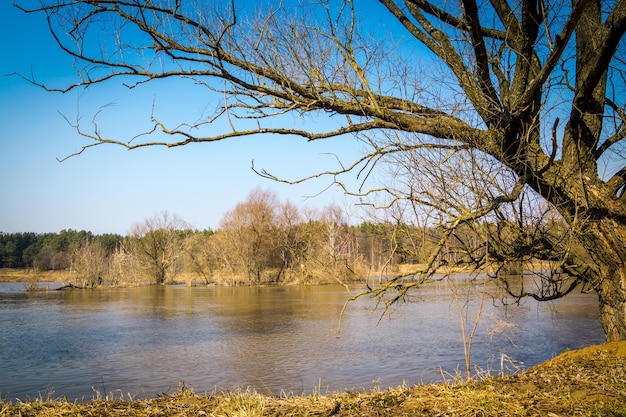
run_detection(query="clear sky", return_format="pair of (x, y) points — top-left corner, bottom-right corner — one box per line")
(0, 3), (366, 235)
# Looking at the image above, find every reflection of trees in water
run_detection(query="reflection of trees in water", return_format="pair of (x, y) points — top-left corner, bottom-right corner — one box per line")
(213, 286), (350, 393)
(213, 286), (346, 335)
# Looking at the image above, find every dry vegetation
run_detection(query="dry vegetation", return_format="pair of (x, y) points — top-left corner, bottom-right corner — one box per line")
(2, 342), (625, 417)
(0, 268), (72, 283)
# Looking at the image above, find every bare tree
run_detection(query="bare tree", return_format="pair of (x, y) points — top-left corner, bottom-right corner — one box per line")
(109, 241), (141, 286)
(273, 200), (306, 283)
(183, 229), (216, 285)
(69, 238), (107, 287)
(314, 204), (363, 281)
(129, 211), (190, 284)
(14, 0), (626, 340)
(218, 188), (280, 284)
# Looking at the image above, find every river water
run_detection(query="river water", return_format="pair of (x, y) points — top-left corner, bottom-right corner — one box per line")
(0, 278), (604, 401)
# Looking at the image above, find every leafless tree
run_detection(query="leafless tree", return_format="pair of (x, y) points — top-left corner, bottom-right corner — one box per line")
(218, 188), (280, 284)
(14, 0), (626, 340)
(69, 238), (107, 287)
(129, 211), (190, 284)
(273, 200), (306, 282)
(183, 230), (216, 285)
(109, 242), (141, 285)
(314, 204), (363, 281)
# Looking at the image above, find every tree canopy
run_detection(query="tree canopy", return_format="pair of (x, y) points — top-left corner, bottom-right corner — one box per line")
(13, 0), (626, 340)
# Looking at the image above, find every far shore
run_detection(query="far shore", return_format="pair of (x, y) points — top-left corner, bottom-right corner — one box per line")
(0, 268), (73, 283)
(0, 262), (551, 287)
(0, 265), (458, 287)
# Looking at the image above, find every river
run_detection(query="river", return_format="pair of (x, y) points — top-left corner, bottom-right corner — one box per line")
(0, 278), (604, 401)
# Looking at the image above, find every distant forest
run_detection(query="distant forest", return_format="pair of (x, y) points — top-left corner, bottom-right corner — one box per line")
(0, 190), (475, 286)
(0, 230), (123, 270)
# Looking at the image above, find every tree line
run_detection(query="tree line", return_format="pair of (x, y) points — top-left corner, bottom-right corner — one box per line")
(0, 230), (123, 271)
(1, 189), (461, 286)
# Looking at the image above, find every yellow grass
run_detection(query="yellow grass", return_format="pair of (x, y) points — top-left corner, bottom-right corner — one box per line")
(1, 342), (625, 416)
(0, 268), (72, 283)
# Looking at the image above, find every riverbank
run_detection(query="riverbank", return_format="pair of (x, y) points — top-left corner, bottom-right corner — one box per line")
(2, 342), (625, 416)
(0, 263), (496, 285)
(0, 268), (71, 283)
(0, 268), (201, 286)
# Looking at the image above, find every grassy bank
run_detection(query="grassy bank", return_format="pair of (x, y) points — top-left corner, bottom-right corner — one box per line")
(0, 268), (209, 287)
(0, 268), (72, 283)
(2, 342), (625, 416)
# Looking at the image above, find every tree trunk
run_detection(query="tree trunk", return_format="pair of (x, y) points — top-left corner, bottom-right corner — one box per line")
(156, 268), (166, 285)
(594, 221), (626, 341)
(598, 267), (626, 342)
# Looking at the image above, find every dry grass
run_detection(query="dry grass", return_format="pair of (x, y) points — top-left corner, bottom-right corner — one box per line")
(0, 268), (72, 283)
(2, 342), (625, 416)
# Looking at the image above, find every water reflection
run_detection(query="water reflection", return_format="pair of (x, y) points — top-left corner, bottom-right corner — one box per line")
(0, 281), (604, 401)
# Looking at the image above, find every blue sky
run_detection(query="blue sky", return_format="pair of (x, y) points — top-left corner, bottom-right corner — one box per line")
(0, 2), (366, 235)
